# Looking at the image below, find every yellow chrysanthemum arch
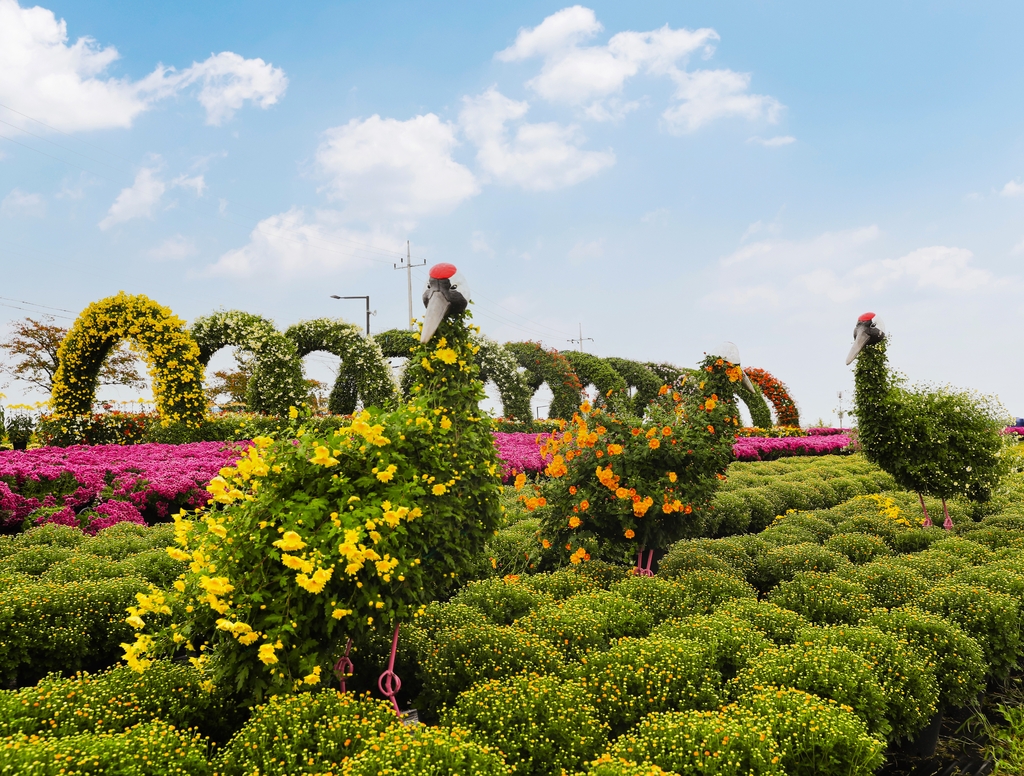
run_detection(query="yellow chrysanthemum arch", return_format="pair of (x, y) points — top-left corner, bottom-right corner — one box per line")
(51, 292), (206, 424)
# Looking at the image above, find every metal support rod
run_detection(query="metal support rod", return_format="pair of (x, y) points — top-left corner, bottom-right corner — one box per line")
(378, 622), (403, 714)
(394, 240), (426, 331)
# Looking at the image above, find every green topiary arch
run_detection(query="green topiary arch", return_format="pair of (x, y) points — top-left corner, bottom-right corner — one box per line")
(604, 357), (662, 414)
(51, 292), (206, 424)
(634, 361), (772, 428)
(285, 318), (398, 415)
(190, 311), (307, 416)
(504, 342), (583, 420)
(562, 351), (627, 404)
(473, 334), (533, 421)
(745, 367), (800, 427)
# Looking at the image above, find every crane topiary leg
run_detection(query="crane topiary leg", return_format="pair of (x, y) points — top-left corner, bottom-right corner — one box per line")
(918, 492), (932, 527)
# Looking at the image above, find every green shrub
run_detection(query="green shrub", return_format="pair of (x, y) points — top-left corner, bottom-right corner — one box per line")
(737, 687), (884, 776)
(956, 526), (1024, 551)
(217, 691), (397, 776)
(418, 623), (565, 710)
(3, 545), (76, 575)
(10, 523), (85, 549)
(0, 576), (148, 685)
(929, 537), (993, 565)
(951, 566), (1024, 607)
(442, 673), (608, 776)
(584, 755), (677, 776)
(116, 548), (187, 587)
(700, 536), (762, 581)
(758, 544), (850, 592)
(658, 542), (735, 578)
(733, 642), (891, 739)
(918, 583), (1021, 679)
(758, 525), (818, 547)
(0, 660), (235, 741)
(866, 607), (986, 709)
(767, 572), (873, 625)
(833, 515), (901, 542)
(39, 554), (124, 583)
(795, 625), (939, 740)
(522, 568), (601, 600)
(341, 724), (508, 776)
(516, 603), (610, 660)
(486, 518), (541, 577)
(651, 613), (769, 680)
(574, 635), (723, 733)
(610, 572), (754, 624)
(775, 514), (837, 542)
(450, 577), (553, 625)
(889, 549), (970, 580)
(887, 527), (947, 554)
(606, 707), (783, 776)
(840, 559), (929, 609)
(0, 720), (212, 775)
(824, 533), (893, 564)
(716, 599), (812, 644)
(709, 490), (751, 536)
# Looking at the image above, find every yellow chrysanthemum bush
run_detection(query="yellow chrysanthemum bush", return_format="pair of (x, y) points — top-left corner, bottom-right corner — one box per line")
(50, 292), (205, 424)
(536, 355), (742, 566)
(123, 310), (503, 702)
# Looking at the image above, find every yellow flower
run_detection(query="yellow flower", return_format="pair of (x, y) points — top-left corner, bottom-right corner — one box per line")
(288, 406), (299, 419)
(303, 666), (322, 685)
(258, 643), (278, 665)
(648, 438), (660, 449)
(514, 473), (527, 491)
(625, 529), (635, 539)
(376, 464), (398, 483)
(434, 347), (458, 364)
(432, 483), (447, 496)
(332, 608), (353, 620)
(273, 530), (306, 552)
(297, 566), (333, 594)
(199, 576), (234, 597)
(568, 516), (582, 529)
(309, 446), (339, 467)
(440, 416), (452, 430)
(282, 554), (314, 573)
(166, 547), (191, 562)
(207, 522), (227, 539)
(667, 471), (677, 483)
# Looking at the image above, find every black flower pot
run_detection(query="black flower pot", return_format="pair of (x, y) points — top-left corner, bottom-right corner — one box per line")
(901, 707), (944, 759)
(10, 437), (28, 451)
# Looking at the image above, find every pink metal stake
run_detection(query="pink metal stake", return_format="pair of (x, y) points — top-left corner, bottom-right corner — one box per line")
(918, 493), (932, 528)
(377, 623), (402, 714)
(333, 639), (353, 693)
(942, 498), (953, 531)
(634, 549), (654, 577)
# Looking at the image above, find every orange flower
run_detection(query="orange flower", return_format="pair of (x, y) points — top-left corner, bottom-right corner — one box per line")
(569, 485), (577, 495)
(568, 516), (582, 529)
(648, 438), (660, 450)
(667, 471), (677, 483)
(580, 401), (592, 413)
(624, 529), (635, 539)
(704, 397), (717, 411)
(615, 487), (629, 499)
(580, 500), (590, 511)
(595, 450), (604, 458)
(716, 358), (724, 366)
(658, 385), (669, 396)
(631, 428), (642, 436)
(607, 444), (623, 455)
(513, 472), (527, 491)
(662, 426), (672, 436)
(707, 425), (715, 434)
(542, 539), (552, 549)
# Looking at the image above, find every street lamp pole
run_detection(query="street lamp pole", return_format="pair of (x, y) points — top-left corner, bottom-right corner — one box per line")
(329, 295), (375, 335)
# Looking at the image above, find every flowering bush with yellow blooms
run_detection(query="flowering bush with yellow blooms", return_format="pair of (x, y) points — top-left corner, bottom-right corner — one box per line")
(535, 355), (742, 566)
(122, 310), (502, 702)
(50, 292), (206, 425)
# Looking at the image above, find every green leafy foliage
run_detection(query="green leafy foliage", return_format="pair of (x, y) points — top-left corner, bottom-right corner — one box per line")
(341, 724), (509, 775)
(442, 673), (608, 776)
(767, 572), (874, 625)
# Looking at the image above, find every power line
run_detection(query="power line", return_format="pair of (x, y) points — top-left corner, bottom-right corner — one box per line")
(0, 296), (75, 314)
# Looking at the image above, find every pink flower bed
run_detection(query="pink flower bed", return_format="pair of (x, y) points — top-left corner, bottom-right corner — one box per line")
(806, 428), (849, 436)
(493, 432), (549, 482)
(0, 442), (247, 532)
(732, 434), (853, 462)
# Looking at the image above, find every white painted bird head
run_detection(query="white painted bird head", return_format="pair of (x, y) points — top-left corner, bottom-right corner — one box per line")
(846, 312), (887, 365)
(421, 263), (469, 343)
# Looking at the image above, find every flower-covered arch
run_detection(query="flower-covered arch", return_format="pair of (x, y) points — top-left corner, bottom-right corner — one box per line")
(604, 357), (663, 415)
(190, 311), (307, 416)
(473, 334), (533, 421)
(745, 367), (800, 427)
(285, 318), (398, 415)
(504, 342), (583, 420)
(51, 292), (205, 424)
(562, 351), (627, 405)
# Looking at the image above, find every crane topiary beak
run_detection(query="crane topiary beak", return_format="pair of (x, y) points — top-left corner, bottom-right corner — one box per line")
(741, 370), (755, 393)
(420, 291), (450, 344)
(846, 328), (872, 365)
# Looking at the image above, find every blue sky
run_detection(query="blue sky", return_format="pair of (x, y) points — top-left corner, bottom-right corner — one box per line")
(2, 0), (1023, 423)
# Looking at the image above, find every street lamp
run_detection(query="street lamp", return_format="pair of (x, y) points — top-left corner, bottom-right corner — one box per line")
(329, 295), (376, 335)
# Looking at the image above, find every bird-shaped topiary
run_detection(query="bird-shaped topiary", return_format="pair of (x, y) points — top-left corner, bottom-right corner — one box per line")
(535, 344), (756, 571)
(846, 312), (1006, 528)
(122, 263), (503, 704)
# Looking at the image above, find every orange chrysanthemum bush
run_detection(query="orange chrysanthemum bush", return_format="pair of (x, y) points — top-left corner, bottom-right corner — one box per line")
(50, 292), (206, 425)
(121, 312), (503, 702)
(535, 355), (742, 566)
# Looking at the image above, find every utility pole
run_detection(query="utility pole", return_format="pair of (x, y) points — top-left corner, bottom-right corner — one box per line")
(329, 295), (376, 335)
(394, 241), (426, 331)
(567, 323), (593, 352)
(835, 391), (846, 429)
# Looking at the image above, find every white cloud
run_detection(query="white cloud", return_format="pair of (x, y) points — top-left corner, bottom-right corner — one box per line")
(0, 0), (286, 132)
(1, 188), (45, 217)
(471, 231), (495, 256)
(1000, 179), (1024, 197)
(99, 167), (165, 229)
(459, 87), (614, 190)
(315, 113), (479, 224)
(171, 173), (206, 196)
(1012, 237), (1024, 256)
(714, 227), (1001, 308)
(641, 207), (669, 224)
(206, 208), (406, 278)
(567, 237), (604, 264)
(147, 234), (197, 261)
(496, 6), (779, 131)
(98, 164), (208, 229)
(748, 135), (795, 147)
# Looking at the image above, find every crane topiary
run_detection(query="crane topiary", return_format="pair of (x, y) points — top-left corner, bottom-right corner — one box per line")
(123, 263), (503, 705)
(535, 344), (756, 572)
(846, 312), (1006, 528)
